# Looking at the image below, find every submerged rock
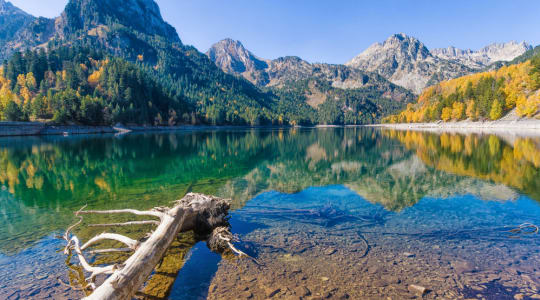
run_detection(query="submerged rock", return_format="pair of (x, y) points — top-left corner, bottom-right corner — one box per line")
(294, 286), (311, 297)
(264, 287), (281, 298)
(408, 284), (428, 295)
(403, 252), (415, 258)
(324, 248), (337, 255)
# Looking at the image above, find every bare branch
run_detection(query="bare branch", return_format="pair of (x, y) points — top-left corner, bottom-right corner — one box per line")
(207, 226), (263, 265)
(89, 220), (160, 227)
(63, 205), (88, 241)
(79, 209), (164, 219)
(89, 248), (134, 254)
(67, 236), (117, 282)
(81, 233), (139, 251)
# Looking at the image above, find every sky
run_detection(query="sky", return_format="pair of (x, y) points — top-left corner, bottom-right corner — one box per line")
(9, 0), (540, 64)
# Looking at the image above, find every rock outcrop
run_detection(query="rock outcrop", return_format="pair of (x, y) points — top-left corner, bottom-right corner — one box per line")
(56, 0), (180, 42)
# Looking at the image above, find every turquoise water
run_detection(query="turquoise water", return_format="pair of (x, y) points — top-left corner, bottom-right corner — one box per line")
(0, 128), (539, 299)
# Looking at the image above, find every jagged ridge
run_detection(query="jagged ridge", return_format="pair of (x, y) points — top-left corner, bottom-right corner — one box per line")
(207, 38), (413, 105)
(345, 33), (475, 94)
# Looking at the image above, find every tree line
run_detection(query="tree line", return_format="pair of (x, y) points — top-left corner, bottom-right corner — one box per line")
(0, 46), (408, 126)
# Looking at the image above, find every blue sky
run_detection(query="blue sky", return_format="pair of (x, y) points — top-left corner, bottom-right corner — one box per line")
(9, 0), (540, 64)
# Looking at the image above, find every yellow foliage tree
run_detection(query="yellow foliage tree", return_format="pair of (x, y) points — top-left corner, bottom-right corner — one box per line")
(490, 99), (503, 120)
(26, 72), (37, 91)
(20, 87), (31, 104)
(465, 100), (477, 120)
(88, 67), (104, 87)
(441, 107), (452, 121)
(516, 93), (539, 117)
(16, 74), (26, 88)
(451, 102), (465, 120)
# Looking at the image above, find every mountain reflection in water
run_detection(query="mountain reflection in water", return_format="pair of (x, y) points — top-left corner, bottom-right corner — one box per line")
(0, 128), (539, 299)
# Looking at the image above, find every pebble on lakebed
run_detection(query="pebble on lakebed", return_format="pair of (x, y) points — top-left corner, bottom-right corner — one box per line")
(202, 214), (540, 300)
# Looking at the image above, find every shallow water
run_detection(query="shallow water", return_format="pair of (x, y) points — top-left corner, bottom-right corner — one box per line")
(0, 128), (539, 299)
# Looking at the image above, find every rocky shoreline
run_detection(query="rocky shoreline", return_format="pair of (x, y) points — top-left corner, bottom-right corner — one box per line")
(373, 118), (540, 137)
(0, 122), (297, 137)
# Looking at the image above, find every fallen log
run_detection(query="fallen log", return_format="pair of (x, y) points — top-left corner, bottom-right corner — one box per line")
(62, 193), (237, 300)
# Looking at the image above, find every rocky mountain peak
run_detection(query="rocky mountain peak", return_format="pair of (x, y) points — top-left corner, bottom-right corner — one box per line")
(0, 0), (13, 13)
(59, 0), (179, 42)
(0, 0), (30, 17)
(206, 38), (266, 71)
(207, 38), (269, 85)
(478, 41), (531, 61)
(0, 0), (35, 47)
(346, 33), (473, 94)
(213, 38), (245, 49)
(348, 33), (431, 67)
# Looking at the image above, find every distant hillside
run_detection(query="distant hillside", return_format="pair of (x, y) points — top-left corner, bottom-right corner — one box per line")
(383, 53), (540, 123)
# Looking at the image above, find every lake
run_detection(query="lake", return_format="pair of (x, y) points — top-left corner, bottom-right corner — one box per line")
(0, 128), (539, 299)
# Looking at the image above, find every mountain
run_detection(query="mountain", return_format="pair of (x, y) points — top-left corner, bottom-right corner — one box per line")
(207, 38), (402, 90)
(0, 0), (182, 61)
(0, 0), (57, 61)
(432, 41), (531, 68)
(206, 38), (269, 85)
(345, 33), (475, 94)
(58, 0), (179, 42)
(207, 38), (413, 106)
(0, 0), (34, 42)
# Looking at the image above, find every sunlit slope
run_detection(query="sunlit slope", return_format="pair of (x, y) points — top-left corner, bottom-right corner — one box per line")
(384, 54), (540, 123)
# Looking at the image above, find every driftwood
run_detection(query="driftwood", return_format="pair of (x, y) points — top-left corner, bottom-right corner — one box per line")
(62, 193), (244, 300)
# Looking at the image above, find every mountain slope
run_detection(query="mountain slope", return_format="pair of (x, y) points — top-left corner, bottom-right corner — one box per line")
(0, 0), (51, 60)
(346, 33), (474, 94)
(0, 0), (34, 42)
(507, 44), (540, 65)
(57, 0), (179, 42)
(206, 39), (412, 113)
(0, 0), (182, 61)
